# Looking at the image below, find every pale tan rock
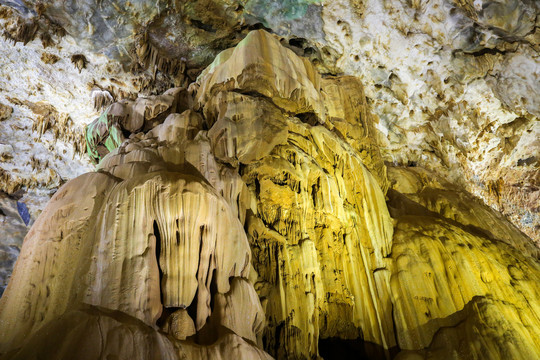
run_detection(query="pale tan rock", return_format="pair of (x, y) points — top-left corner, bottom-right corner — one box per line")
(177, 333), (273, 360)
(211, 278), (266, 345)
(110, 87), (188, 133)
(196, 30), (325, 122)
(0, 152), (265, 358)
(87, 87), (192, 163)
(205, 91), (289, 165)
(321, 75), (388, 190)
(0, 172), (119, 349)
(151, 110), (203, 145)
(6, 306), (179, 360)
(163, 309), (196, 341)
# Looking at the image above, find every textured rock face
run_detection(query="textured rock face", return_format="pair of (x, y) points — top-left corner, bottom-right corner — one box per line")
(319, 0), (540, 244)
(0, 127), (270, 359)
(1, 29), (540, 360)
(1, 0), (538, 252)
(386, 166), (540, 359)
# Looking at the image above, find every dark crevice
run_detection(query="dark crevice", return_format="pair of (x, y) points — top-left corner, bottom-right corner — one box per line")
(244, 22), (273, 32)
(517, 156), (537, 166)
(208, 268), (218, 316)
(189, 268), (219, 345)
(391, 303), (399, 353)
(186, 288), (198, 327)
(311, 178), (320, 207)
(466, 46), (508, 57)
(263, 321), (284, 358)
(288, 37), (307, 48)
(189, 19), (216, 33)
(296, 112), (319, 126)
(157, 306), (180, 329)
(231, 89), (269, 99)
(153, 220), (164, 311)
(254, 177), (261, 197)
(319, 337), (398, 359)
(121, 128), (132, 139)
(304, 46), (316, 56)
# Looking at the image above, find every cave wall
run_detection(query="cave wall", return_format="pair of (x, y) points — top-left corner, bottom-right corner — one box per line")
(0, 29), (539, 360)
(0, 0), (537, 271)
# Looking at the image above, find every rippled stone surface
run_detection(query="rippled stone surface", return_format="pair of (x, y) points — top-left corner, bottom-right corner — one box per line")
(0, 30), (539, 360)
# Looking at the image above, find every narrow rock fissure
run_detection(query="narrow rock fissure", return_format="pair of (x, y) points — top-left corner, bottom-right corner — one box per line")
(153, 220), (167, 328)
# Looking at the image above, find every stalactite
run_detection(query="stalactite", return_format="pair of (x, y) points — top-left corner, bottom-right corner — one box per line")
(2, 18), (38, 45)
(5, 97), (86, 157)
(91, 88), (114, 111)
(70, 54), (87, 73)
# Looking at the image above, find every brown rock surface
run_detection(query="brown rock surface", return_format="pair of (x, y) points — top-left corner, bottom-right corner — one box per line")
(0, 103), (12, 121)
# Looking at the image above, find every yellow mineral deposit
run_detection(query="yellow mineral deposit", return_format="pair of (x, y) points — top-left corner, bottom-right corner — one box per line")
(0, 29), (539, 360)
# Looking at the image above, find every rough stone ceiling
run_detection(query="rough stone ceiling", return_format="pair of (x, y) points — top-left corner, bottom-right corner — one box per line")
(0, 0), (538, 288)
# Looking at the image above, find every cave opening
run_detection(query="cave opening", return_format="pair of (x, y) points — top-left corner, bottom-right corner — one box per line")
(296, 112), (319, 126)
(318, 337), (399, 360)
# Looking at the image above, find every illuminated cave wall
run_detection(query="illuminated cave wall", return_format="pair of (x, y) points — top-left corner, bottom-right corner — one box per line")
(0, 1), (539, 359)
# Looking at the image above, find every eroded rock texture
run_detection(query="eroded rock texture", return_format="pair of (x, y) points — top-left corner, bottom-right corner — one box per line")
(0, 120), (270, 358)
(387, 166), (540, 359)
(1, 0), (538, 276)
(1, 29), (540, 360)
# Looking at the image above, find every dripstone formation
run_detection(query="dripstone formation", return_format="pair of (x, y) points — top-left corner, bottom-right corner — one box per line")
(1, 30), (539, 360)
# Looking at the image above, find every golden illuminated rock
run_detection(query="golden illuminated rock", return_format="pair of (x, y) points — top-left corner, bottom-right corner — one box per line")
(390, 216), (540, 358)
(387, 166), (540, 359)
(1, 29), (540, 360)
(242, 120), (395, 358)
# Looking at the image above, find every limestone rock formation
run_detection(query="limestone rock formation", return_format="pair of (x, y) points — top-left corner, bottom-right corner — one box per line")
(320, 0), (540, 244)
(387, 166), (540, 359)
(0, 130), (270, 359)
(85, 87), (190, 162)
(1, 28), (540, 360)
(1, 0), (539, 250)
